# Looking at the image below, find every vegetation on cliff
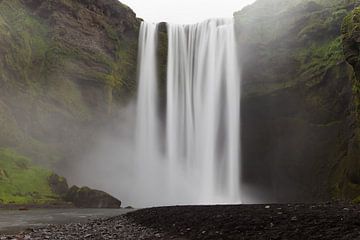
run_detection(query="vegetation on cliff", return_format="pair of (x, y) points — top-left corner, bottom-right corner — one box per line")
(0, 0), (140, 204)
(236, 0), (360, 202)
(0, 149), (58, 204)
(0, 0), (139, 162)
(334, 6), (360, 202)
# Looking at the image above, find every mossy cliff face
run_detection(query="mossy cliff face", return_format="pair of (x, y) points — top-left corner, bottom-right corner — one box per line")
(0, 0), (140, 204)
(337, 6), (360, 201)
(236, 0), (360, 202)
(0, 0), (139, 167)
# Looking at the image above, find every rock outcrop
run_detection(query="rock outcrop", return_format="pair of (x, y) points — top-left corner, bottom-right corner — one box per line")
(49, 173), (121, 208)
(48, 173), (69, 197)
(64, 186), (121, 208)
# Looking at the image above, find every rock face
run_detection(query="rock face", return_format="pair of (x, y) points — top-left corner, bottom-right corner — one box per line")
(236, 0), (360, 202)
(338, 6), (360, 201)
(0, 0), (139, 167)
(65, 186), (121, 208)
(0, 0), (139, 205)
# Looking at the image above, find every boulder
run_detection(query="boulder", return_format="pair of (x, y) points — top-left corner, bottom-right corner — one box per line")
(48, 173), (69, 197)
(64, 186), (121, 208)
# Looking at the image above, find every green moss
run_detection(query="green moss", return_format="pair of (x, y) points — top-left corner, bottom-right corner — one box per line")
(0, 149), (59, 204)
(111, 39), (139, 102)
(342, 8), (360, 38)
(296, 37), (343, 82)
(0, 0), (50, 90)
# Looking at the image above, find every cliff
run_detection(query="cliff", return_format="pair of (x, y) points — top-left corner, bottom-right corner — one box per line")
(236, 0), (360, 202)
(0, 0), (140, 204)
(339, 6), (360, 202)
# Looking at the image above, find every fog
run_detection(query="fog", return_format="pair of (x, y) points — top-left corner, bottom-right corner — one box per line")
(67, 103), (264, 208)
(67, 103), (201, 207)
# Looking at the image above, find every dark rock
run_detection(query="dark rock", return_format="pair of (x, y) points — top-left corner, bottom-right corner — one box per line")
(49, 173), (122, 208)
(48, 173), (69, 197)
(65, 186), (121, 208)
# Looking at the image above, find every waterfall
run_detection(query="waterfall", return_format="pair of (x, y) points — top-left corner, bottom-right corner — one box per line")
(135, 19), (241, 206)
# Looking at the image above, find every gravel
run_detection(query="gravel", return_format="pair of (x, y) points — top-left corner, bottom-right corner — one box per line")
(126, 203), (360, 240)
(3, 203), (360, 240)
(0, 216), (163, 240)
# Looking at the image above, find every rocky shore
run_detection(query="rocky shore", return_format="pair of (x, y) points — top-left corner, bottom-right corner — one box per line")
(2, 203), (360, 239)
(1, 215), (163, 240)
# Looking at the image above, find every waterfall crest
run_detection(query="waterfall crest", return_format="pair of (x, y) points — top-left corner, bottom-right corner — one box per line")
(135, 19), (241, 206)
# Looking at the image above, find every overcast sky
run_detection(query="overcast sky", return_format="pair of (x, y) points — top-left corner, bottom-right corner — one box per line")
(121, 0), (257, 24)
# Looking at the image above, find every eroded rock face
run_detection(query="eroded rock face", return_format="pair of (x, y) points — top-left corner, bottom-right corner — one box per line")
(65, 186), (121, 208)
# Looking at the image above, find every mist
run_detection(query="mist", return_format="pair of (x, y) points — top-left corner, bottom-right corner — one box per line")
(66, 102), (202, 207)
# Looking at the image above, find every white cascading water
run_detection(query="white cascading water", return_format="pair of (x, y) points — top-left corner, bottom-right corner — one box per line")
(135, 19), (241, 206)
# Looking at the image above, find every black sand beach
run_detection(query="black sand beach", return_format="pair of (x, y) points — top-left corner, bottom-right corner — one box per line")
(2, 203), (360, 239)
